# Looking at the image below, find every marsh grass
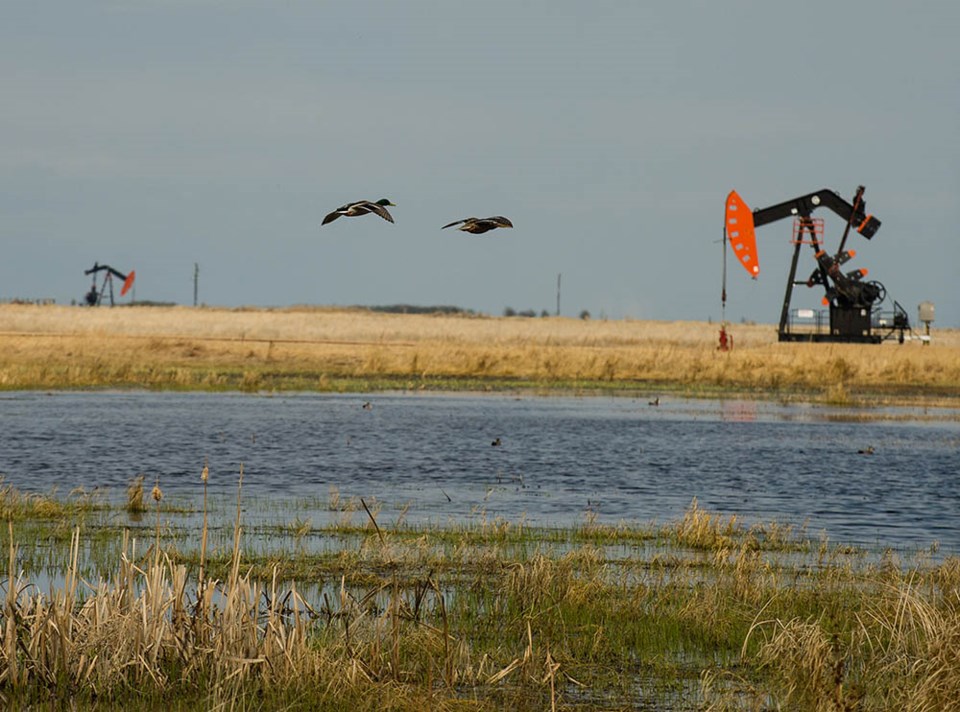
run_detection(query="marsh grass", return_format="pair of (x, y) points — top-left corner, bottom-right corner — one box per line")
(0, 480), (104, 521)
(2, 305), (958, 404)
(674, 496), (741, 550)
(126, 474), (146, 514)
(1, 485), (958, 710)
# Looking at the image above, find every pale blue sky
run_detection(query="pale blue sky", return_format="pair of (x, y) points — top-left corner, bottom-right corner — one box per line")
(2, 2), (958, 325)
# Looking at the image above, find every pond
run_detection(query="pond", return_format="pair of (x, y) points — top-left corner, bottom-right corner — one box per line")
(1, 391), (958, 553)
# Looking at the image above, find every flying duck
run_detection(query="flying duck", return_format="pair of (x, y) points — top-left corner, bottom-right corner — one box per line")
(442, 216), (513, 234)
(322, 199), (396, 226)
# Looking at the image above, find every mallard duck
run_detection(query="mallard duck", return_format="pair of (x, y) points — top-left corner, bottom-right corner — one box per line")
(322, 198), (396, 226)
(442, 216), (513, 234)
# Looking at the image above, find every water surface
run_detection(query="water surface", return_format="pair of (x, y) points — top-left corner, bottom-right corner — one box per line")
(1, 391), (957, 553)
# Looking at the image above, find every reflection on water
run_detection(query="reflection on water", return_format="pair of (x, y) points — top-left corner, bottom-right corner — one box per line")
(0, 391), (958, 553)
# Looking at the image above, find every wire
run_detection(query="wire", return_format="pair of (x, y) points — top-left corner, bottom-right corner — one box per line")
(721, 207), (728, 323)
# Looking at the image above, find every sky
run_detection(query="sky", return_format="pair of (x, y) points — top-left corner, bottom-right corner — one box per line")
(2, 1), (958, 327)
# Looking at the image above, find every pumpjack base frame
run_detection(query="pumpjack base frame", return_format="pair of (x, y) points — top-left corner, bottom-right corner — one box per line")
(778, 333), (882, 344)
(779, 301), (912, 344)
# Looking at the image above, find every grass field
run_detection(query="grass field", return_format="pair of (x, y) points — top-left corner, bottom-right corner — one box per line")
(1, 304), (958, 403)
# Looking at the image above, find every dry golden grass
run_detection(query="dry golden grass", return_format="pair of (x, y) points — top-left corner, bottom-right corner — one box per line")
(0, 304), (957, 401)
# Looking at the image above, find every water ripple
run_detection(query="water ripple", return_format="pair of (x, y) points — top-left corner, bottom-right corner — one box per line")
(0, 391), (957, 553)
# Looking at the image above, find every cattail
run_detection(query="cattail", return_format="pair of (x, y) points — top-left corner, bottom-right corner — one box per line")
(201, 463), (209, 482)
(152, 484), (163, 503)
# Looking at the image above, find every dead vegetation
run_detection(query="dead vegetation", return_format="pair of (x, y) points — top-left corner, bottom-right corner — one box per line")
(1, 304), (958, 402)
(2, 479), (960, 710)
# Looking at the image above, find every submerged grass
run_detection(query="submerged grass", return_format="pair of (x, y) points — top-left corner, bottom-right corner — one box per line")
(1, 481), (958, 710)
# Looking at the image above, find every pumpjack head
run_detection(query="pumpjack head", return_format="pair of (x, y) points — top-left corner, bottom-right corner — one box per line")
(725, 191), (760, 278)
(857, 215), (881, 239)
(121, 270), (136, 296)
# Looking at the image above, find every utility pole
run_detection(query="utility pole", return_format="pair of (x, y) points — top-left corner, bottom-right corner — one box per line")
(556, 273), (561, 316)
(193, 263), (199, 307)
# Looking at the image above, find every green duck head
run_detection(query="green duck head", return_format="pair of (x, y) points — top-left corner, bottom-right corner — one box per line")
(376, 198), (396, 207)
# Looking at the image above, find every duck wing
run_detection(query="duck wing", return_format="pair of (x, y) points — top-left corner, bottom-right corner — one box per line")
(364, 201), (395, 223)
(442, 218), (472, 230)
(322, 209), (344, 225)
(322, 200), (358, 225)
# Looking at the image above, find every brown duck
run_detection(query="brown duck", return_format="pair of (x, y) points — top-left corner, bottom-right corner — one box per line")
(442, 216), (513, 234)
(322, 198), (396, 226)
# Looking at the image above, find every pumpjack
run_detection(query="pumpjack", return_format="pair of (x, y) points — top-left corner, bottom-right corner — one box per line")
(723, 185), (910, 343)
(84, 262), (136, 306)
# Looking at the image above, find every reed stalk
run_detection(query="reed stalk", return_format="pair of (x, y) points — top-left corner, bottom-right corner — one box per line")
(4, 520), (18, 690)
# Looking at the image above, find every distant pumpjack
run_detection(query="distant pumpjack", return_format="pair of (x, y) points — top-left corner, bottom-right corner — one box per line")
(83, 262), (135, 306)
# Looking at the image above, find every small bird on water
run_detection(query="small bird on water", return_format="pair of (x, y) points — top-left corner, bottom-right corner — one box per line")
(858, 446), (875, 455)
(648, 397), (660, 406)
(491, 437), (502, 447)
(442, 216), (513, 234)
(322, 198), (396, 226)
